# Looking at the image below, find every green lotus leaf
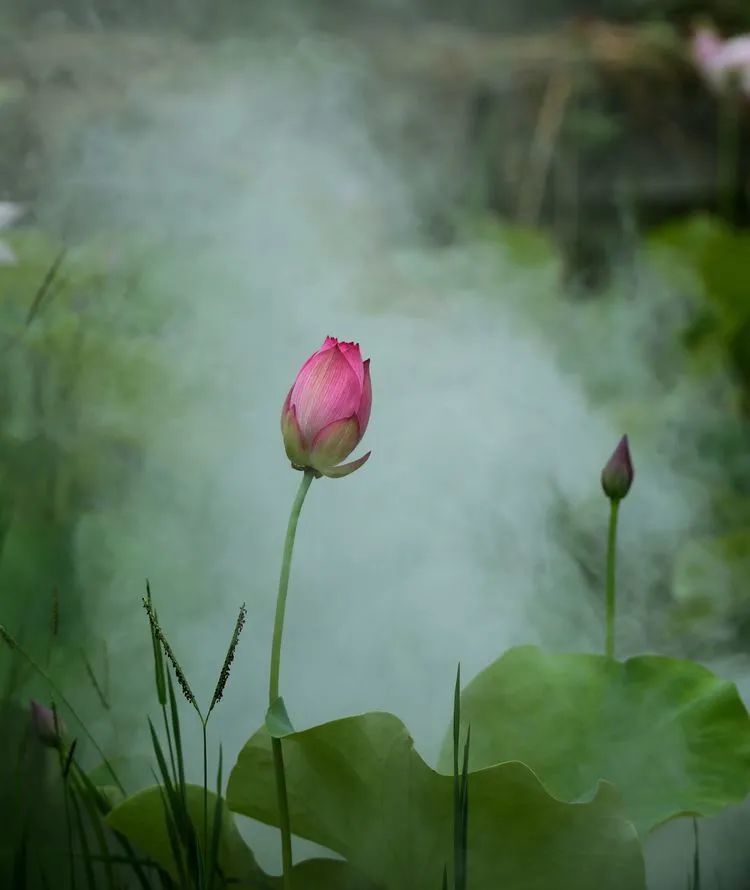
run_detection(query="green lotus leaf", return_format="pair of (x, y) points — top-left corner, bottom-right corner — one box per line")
(437, 646), (750, 834)
(227, 710), (645, 890)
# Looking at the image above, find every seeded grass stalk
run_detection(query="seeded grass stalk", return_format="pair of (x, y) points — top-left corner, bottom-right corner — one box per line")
(604, 498), (620, 659)
(144, 591), (246, 889)
(146, 585), (179, 791)
(268, 469), (315, 889)
(0, 625), (125, 794)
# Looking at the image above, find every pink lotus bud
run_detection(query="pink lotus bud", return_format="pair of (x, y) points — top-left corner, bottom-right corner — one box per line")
(601, 435), (634, 501)
(281, 337), (371, 478)
(29, 700), (65, 748)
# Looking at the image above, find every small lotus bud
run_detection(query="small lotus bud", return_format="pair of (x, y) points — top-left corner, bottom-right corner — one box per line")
(281, 336), (372, 478)
(29, 700), (65, 749)
(601, 435), (634, 500)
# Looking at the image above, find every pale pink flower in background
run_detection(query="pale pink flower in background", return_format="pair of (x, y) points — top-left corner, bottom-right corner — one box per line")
(691, 26), (750, 97)
(0, 202), (23, 265)
(281, 336), (372, 478)
(29, 699), (66, 748)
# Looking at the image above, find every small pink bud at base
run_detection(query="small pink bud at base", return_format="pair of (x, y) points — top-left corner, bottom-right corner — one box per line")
(29, 700), (65, 749)
(281, 337), (372, 479)
(601, 435), (634, 500)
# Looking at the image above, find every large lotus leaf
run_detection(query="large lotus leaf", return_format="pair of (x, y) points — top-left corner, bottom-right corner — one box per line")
(106, 784), (372, 889)
(437, 646), (750, 835)
(226, 711), (645, 890)
(107, 784), (272, 888)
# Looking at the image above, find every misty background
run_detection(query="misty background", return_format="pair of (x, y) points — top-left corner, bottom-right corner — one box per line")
(2, 0), (750, 887)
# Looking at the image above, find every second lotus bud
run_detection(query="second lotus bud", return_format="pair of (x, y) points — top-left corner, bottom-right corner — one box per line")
(601, 435), (634, 501)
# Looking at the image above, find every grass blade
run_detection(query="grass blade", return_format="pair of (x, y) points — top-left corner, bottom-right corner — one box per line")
(72, 771), (116, 890)
(63, 739), (78, 780)
(25, 247), (66, 326)
(71, 788), (99, 890)
(82, 650), (111, 711)
(167, 671), (186, 805)
(156, 781), (190, 890)
(452, 663), (461, 890)
(149, 718), (200, 886)
(458, 725), (471, 890)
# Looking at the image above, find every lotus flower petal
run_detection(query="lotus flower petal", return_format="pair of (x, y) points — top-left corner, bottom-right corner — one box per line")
(337, 340), (364, 388)
(357, 359), (372, 435)
(281, 392), (308, 467)
(310, 416), (360, 471)
(291, 345), (361, 442)
(320, 451), (371, 478)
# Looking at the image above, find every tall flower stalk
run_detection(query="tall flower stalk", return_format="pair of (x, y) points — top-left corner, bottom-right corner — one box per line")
(600, 435), (634, 659)
(272, 336), (372, 888)
(604, 498), (620, 659)
(268, 469), (314, 885)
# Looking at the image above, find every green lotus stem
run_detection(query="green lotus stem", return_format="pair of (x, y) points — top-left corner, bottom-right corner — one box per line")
(605, 498), (620, 659)
(269, 469), (315, 888)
